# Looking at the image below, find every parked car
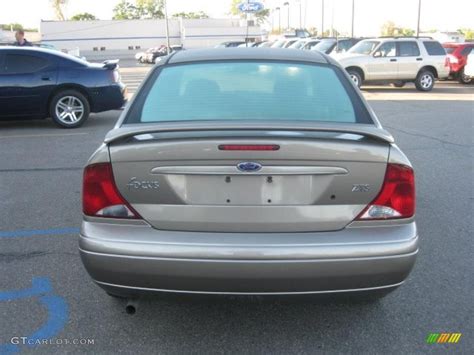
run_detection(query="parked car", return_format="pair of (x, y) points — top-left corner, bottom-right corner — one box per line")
(464, 51), (474, 79)
(0, 47), (126, 127)
(237, 42), (260, 48)
(288, 38), (321, 50)
(215, 41), (246, 48)
(335, 37), (449, 91)
(442, 42), (474, 84)
(311, 38), (361, 55)
(80, 48), (417, 302)
(271, 38), (298, 48)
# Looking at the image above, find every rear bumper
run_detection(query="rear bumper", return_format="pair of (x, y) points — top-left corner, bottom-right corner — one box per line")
(90, 83), (126, 112)
(79, 219), (418, 295)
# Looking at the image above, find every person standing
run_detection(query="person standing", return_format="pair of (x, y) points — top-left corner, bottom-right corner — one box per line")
(13, 30), (32, 46)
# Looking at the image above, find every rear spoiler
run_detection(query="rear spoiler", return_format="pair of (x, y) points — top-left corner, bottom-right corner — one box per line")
(104, 121), (395, 144)
(102, 59), (119, 70)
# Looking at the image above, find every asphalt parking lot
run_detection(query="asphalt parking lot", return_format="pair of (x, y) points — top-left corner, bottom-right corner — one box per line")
(0, 66), (473, 354)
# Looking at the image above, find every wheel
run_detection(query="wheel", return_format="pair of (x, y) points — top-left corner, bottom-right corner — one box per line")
(347, 69), (362, 88)
(415, 70), (435, 91)
(50, 89), (90, 128)
(391, 81), (405, 88)
(458, 68), (472, 84)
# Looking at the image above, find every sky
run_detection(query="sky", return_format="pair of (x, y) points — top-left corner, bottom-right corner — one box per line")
(0, 0), (472, 36)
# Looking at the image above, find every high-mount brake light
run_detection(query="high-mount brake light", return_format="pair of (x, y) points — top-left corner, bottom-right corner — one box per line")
(218, 144), (280, 151)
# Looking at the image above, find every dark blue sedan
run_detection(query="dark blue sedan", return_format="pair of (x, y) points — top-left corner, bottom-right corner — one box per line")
(0, 47), (127, 128)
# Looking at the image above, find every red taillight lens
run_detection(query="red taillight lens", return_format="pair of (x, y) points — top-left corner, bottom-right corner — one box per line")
(83, 163), (140, 219)
(356, 163), (415, 220)
(218, 144), (280, 151)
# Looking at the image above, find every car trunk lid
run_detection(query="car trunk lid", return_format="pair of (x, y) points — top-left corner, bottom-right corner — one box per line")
(108, 127), (390, 233)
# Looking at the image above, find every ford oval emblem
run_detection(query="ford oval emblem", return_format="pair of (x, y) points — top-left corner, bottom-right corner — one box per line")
(237, 162), (262, 172)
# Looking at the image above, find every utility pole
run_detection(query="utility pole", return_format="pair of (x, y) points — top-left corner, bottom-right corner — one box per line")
(283, 2), (290, 30)
(321, 0), (324, 37)
(416, 0), (422, 36)
(299, 0), (302, 29)
(164, 0), (170, 54)
(351, 0), (355, 37)
(276, 7), (281, 33)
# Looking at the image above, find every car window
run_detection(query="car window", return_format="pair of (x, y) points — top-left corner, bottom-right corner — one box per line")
(461, 46), (473, 56)
(313, 40), (336, 52)
(0, 53), (4, 73)
(424, 41), (446, 55)
(4, 54), (50, 74)
(335, 40), (354, 53)
(348, 40), (380, 54)
(398, 41), (420, 57)
(376, 42), (397, 57)
(127, 61), (372, 125)
(304, 41), (320, 50)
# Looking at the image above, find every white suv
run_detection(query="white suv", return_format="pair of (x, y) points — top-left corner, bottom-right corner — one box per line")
(334, 37), (449, 91)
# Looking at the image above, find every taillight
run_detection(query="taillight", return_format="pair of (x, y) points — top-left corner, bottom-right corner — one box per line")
(447, 54), (458, 64)
(83, 163), (140, 219)
(109, 70), (120, 83)
(218, 144), (280, 151)
(356, 163), (415, 220)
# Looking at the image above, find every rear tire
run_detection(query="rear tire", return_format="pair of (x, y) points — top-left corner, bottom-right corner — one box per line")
(347, 69), (362, 88)
(415, 70), (435, 91)
(391, 81), (405, 88)
(458, 68), (472, 84)
(50, 89), (90, 128)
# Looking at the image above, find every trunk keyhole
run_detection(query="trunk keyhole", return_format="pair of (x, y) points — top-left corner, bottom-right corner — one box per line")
(330, 195), (336, 200)
(267, 176), (273, 183)
(225, 176), (231, 183)
(226, 199), (231, 203)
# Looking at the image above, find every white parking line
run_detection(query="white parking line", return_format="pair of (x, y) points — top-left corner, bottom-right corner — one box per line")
(0, 132), (88, 139)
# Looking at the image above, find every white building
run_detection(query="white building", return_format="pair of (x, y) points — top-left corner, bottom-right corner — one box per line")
(40, 19), (264, 59)
(420, 31), (465, 44)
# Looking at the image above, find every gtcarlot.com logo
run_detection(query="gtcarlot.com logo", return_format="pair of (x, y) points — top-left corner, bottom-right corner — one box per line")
(426, 333), (462, 344)
(11, 337), (95, 346)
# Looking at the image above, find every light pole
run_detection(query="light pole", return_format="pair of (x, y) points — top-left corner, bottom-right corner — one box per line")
(283, 2), (290, 30)
(321, 0), (324, 37)
(275, 7), (281, 33)
(298, 0), (302, 29)
(351, 0), (355, 37)
(164, 0), (170, 54)
(416, 0), (422, 37)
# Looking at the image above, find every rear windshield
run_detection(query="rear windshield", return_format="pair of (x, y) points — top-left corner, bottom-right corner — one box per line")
(126, 61), (371, 125)
(423, 41), (446, 55)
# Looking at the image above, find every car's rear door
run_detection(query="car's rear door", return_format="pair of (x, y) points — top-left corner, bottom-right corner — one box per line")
(1, 51), (58, 117)
(396, 41), (422, 80)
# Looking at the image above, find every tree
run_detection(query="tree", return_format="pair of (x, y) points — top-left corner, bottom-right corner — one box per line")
(172, 11), (209, 19)
(381, 21), (397, 36)
(230, 0), (269, 25)
(458, 28), (474, 40)
(50, 0), (67, 21)
(112, 0), (164, 20)
(135, 0), (164, 19)
(381, 21), (415, 37)
(113, 1), (136, 20)
(70, 13), (98, 21)
(1, 23), (24, 31)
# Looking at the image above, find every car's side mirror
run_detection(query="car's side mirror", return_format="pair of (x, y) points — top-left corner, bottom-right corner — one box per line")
(373, 51), (382, 58)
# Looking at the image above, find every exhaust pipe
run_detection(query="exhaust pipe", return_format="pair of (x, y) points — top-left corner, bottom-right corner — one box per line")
(125, 298), (139, 315)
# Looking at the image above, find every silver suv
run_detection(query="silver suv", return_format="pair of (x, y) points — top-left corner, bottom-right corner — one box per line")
(334, 37), (449, 91)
